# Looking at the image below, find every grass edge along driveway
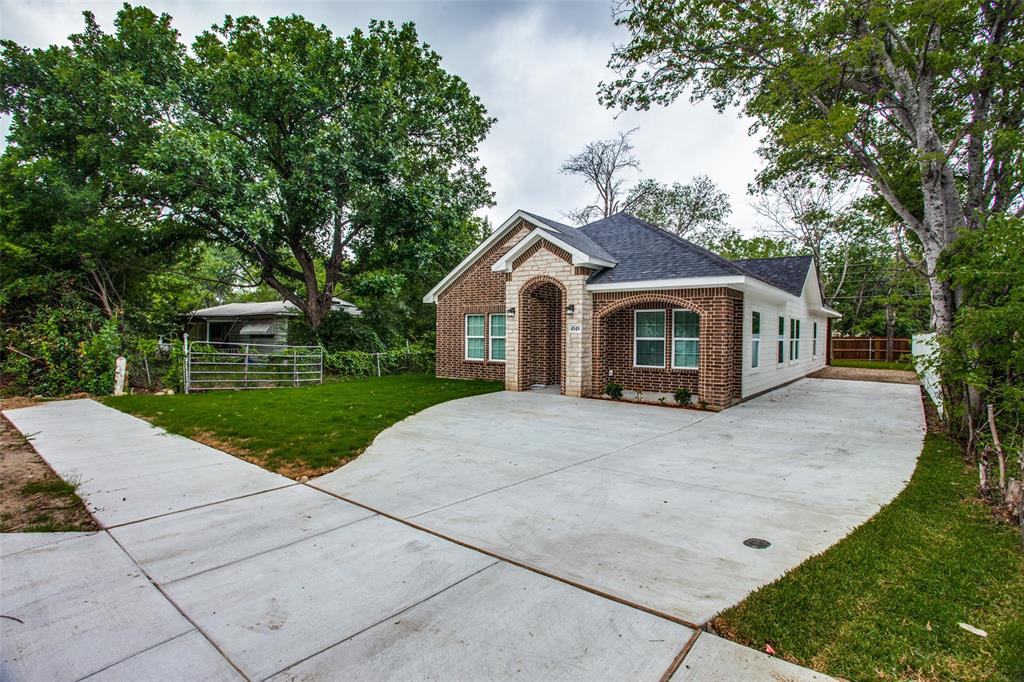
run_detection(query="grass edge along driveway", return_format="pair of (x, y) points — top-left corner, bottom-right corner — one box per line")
(103, 375), (502, 478)
(715, 430), (1024, 682)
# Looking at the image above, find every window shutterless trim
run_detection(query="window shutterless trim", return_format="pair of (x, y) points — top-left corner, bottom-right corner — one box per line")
(464, 313), (485, 361)
(777, 315), (785, 366)
(488, 313), (506, 363)
(751, 310), (761, 370)
(633, 309), (667, 368)
(671, 308), (699, 369)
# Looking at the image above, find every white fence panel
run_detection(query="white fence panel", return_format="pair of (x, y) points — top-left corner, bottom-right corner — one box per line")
(912, 332), (943, 415)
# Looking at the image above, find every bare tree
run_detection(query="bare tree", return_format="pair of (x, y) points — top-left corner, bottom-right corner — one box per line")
(560, 129), (643, 224)
(751, 181), (864, 300)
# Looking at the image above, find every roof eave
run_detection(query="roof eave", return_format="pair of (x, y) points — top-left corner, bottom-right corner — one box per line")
(491, 229), (617, 273)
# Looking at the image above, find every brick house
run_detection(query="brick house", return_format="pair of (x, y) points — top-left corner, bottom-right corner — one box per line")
(424, 211), (840, 409)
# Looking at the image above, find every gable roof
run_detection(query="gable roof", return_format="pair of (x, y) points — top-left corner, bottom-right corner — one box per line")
(731, 256), (814, 297)
(424, 209), (833, 308)
(521, 211), (617, 264)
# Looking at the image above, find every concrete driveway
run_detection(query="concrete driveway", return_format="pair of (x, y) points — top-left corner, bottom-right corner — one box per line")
(1, 378), (923, 681)
(314, 378), (925, 625)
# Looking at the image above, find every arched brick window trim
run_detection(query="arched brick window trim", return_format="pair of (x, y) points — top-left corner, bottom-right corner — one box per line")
(592, 292), (719, 402)
(517, 275), (568, 394)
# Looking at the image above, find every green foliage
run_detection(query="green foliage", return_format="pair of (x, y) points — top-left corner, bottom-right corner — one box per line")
(322, 345), (435, 378)
(289, 311), (385, 353)
(936, 214), (1023, 454)
(605, 382), (624, 400)
(0, 6), (197, 324)
(673, 387), (692, 405)
(150, 14), (494, 327)
(0, 293), (123, 396)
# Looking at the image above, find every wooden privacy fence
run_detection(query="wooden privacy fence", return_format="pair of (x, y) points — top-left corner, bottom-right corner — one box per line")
(830, 335), (911, 361)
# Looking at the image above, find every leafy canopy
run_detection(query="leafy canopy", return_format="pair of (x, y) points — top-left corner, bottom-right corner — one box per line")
(151, 15), (494, 327)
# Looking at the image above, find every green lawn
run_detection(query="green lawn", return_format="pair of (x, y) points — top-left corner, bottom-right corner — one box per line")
(716, 433), (1024, 682)
(103, 375), (502, 477)
(831, 358), (916, 371)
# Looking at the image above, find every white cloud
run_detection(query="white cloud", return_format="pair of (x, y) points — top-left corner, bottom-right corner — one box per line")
(0, 0), (765, 234)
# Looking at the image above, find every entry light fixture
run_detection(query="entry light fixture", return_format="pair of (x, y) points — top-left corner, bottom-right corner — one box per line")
(506, 307), (516, 317)
(565, 304), (575, 316)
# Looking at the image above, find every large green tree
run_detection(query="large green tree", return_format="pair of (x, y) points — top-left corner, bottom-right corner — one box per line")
(0, 6), (194, 322)
(601, 0), (1024, 335)
(153, 16), (493, 328)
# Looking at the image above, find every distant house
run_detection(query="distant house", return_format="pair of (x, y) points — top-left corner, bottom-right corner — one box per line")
(424, 210), (840, 409)
(186, 298), (361, 345)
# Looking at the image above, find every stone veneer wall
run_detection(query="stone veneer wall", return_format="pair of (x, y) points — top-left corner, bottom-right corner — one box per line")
(592, 288), (744, 408)
(505, 246), (592, 396)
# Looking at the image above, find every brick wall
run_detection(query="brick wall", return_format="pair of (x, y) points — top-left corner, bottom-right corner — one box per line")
(592, 288), (744, 408)
(435, 223), (530, 381)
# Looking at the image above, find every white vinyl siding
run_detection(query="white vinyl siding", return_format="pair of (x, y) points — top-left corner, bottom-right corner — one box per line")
(672, 310), (699, 369)
(489, 313), (506, 362)
(740, 267), (830, 398)
(465, 314), (485, 360)
(634, 310), (666, 367)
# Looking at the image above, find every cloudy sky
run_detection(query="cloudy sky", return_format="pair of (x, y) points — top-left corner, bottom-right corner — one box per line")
(1, 0), (764, 233)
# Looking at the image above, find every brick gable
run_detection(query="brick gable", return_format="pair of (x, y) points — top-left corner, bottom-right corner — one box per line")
(435, 222), (530, 381)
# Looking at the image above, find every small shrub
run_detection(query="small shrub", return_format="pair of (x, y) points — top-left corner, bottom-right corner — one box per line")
(674, 387), (692, 405)
(605, 382), (623, 400)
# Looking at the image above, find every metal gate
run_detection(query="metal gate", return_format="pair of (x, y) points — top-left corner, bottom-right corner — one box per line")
(183, 336), (323, 393)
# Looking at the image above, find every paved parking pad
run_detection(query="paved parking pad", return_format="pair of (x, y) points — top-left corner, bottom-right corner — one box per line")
(269, 562), (691, 681)
(318, 379), (925, 624)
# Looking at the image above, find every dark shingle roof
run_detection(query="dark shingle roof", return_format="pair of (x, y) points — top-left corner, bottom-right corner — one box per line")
(731, 256), (813, 296)
(521, 211), (617, 264)
(514, 211), (810, 298)
(577, 213), (761, 285)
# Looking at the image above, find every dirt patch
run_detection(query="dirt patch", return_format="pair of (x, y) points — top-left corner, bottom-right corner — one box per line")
(185, 430), (343, 481)
(0, 415), (98, 532)
(811, 365), (920, 385)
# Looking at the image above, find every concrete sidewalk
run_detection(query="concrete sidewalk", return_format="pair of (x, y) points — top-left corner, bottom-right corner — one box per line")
(0, 381), (916, 681)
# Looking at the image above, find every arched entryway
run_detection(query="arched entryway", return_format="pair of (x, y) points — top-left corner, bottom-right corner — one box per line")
(517, 278), (565, 392)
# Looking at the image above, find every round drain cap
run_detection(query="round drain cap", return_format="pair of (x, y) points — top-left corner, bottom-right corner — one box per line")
(743, 538), (771, 549)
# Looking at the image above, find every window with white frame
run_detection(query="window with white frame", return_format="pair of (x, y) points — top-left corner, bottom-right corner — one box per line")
(751, 311), (761, 368)
(634, 310), (666, 367)
(790, 318), (801, 360)
(777, 315), (785, 364)
(465, 314), (485, 360)
(489, 313), (506, 362)
(813, 321), (818, 356)
(672, 310), (699, 368)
